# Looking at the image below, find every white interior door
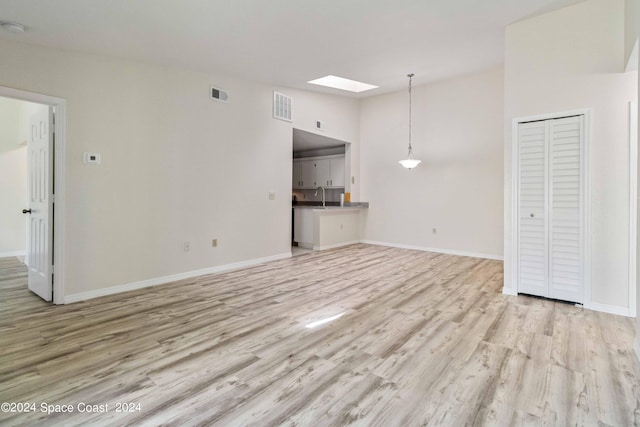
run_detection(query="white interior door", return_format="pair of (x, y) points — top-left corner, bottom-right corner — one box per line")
(548, 116), (583, 302)
(517, 120), (549, 297)
(516, 115), (584, 304)
(26, 108), (53, 301)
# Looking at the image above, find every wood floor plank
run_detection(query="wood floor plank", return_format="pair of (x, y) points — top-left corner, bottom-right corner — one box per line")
(0, 245), (639, 426)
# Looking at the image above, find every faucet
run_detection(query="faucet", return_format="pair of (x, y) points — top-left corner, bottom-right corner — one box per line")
(315, 186), (326, 207)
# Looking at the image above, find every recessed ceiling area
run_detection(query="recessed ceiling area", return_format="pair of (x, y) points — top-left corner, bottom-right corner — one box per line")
(293, 128), (346, 156)
(0, 0), (586, 97)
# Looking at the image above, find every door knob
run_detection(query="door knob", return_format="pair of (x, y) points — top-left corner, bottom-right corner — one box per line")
(530, 213), (535, 218)
(22, 209), (32, 214)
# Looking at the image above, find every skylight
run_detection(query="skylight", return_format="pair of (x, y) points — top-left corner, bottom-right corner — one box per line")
(307, 75), (378, 93)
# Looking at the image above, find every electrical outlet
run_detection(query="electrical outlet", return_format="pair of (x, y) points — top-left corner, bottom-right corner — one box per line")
(211, 239), (217, 248)
(269, 191), (276, 200)
(184, 241), (191, 252)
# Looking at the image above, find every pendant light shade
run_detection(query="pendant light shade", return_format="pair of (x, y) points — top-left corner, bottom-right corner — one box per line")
(398, 157), (421, 169)
(399, 73), (421, 169)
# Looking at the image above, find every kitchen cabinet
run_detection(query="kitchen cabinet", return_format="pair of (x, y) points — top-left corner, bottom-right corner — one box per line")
(293, 155), (345, 189)
(292, 162), (302, 188)
(300, 160), (316, 189)
(308, 157), (345, 188)
(315, 159), (331, 187)
(329, 157), (345, 187)
(292, 160), (316, 189)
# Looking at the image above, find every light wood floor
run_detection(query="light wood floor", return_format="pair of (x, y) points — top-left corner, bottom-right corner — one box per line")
(1, 245), (639, 426)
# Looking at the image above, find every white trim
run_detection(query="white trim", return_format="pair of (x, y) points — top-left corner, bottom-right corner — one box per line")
(502, 288), (517, 296)
(360, 240), (503, 261)
(634, 337), (640, 364)
(510, 108), (592, 305)
(0, 250), (27, 258)
(630, 101), (637, 318)
(64, 252), (291, 304)
(313, 240), (360, 251)
(588, 302), (634, 318)
(0, 85), (67, 305)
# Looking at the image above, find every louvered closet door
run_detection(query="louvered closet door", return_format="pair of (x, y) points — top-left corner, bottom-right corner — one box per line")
(548, 116), (583, 302)
(518, 121), (549, 297)
(516, 115), (584, 303)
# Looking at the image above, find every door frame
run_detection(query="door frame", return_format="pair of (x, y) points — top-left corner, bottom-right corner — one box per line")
(510, 108), (591, 306)
(630, 101), (637, 318)
(0, 85), (66, 304)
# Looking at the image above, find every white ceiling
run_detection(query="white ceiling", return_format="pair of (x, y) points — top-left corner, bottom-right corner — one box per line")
(0, 0), (585, 97)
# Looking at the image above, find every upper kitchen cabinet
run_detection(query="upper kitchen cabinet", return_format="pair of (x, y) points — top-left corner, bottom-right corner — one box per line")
(292, 161), (302, 189)
(293, 155), (345, 189)
(329, 157), (345, 188)
(300, 160), (316, 189)
(292, 159), (317, 189)
(315, 157), (345, 188)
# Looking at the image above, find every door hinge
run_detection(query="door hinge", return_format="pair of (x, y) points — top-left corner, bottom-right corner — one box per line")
(51, 194), (55, 203)
(51, 265), (55, 274)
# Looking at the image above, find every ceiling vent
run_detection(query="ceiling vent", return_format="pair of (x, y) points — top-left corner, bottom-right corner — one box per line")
(273, 91), (292, 122)
(210, 86), (229, 103)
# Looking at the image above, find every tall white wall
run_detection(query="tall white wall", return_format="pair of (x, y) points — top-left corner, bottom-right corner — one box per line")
(0, 39), (359, 298)
(635, 0), (640, 361)
(636, 58), (640, 360)
(504, 0), (638, 312)
(0, 97), (27, 256)
(625, 0), (639, 70)
(360, 67), (504, 258)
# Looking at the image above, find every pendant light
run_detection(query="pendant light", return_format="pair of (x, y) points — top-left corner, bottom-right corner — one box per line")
(399, 73), (422, 169)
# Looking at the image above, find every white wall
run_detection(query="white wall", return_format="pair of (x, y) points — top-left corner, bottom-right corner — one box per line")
(0, 97), (27, 256)
(0, 39), (359, 299)
(504, 0), (638, 312)
(625, 0), (639, 70)
(359, 67), (504, 258)
(635, 0), (640, 361)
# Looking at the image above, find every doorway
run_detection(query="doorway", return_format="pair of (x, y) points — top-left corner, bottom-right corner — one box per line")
(0, 86), (67, 304)
(291, 128), (351, 253)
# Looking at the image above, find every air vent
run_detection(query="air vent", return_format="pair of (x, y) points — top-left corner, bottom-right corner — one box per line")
(210, 86), (229, 103)
(273, 91), (292, 122)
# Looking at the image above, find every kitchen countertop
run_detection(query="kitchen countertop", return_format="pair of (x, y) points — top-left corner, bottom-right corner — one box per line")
(293, 202), (369, 209)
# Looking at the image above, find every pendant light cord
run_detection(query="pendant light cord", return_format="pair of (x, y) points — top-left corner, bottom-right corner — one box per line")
(408, 73), (414, 155)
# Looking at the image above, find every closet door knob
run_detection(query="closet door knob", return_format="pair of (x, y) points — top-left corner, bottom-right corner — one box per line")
(530, 213), (535, 218)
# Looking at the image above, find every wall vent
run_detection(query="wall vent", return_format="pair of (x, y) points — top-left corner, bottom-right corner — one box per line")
(273, 91), (292, 122)
(210, 86), (229, 103)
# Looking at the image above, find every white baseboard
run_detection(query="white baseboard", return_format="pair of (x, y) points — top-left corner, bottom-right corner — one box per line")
(587, 302), (634, 318)
(502, 287), (517, 296)
(0, 250), (26, 258)
(360, 240), (503, 261)
(314, 240), (360, 251)
(65, 252), (292, 304)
